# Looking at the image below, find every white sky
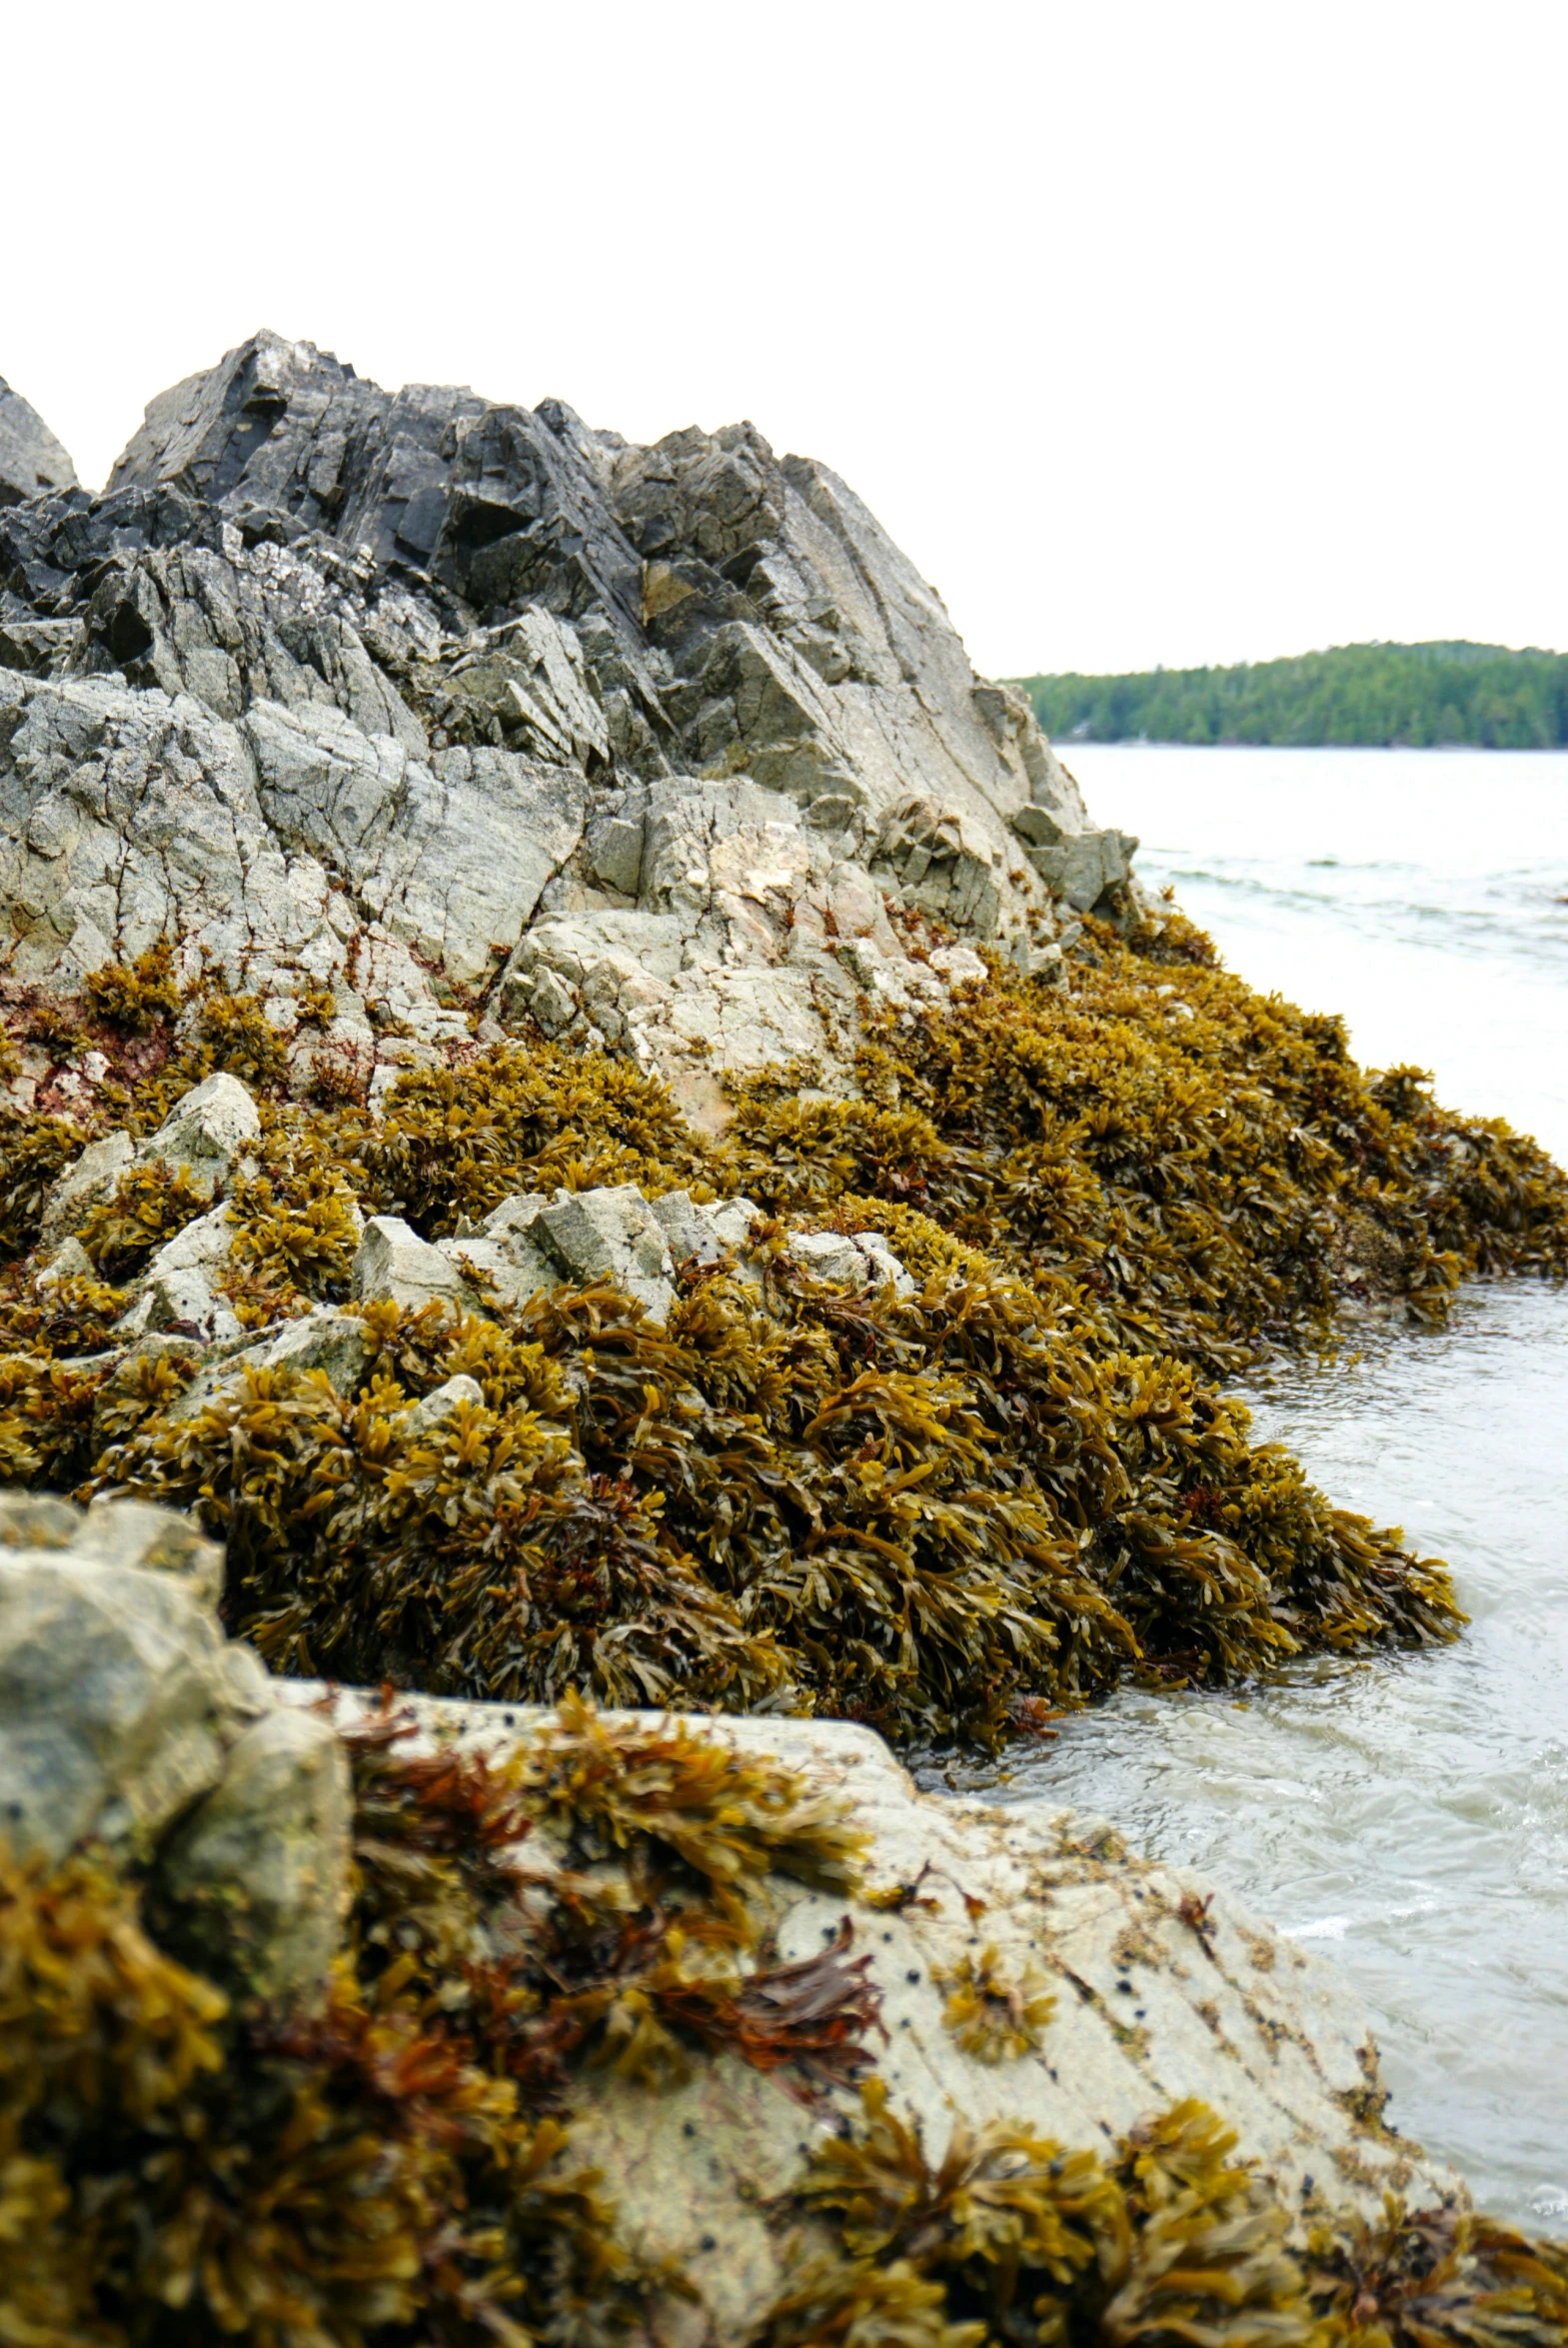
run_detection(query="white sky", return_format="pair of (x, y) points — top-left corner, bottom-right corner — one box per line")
(7, 0), (1566, 679)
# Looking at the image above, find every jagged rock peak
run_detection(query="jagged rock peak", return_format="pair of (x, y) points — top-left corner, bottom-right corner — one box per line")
(0, 375), (78, 506)
(0, 329), (1143, 1113)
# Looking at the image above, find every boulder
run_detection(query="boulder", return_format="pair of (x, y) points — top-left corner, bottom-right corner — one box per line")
(298, 1683), (1465, 2340)
(0, 1538), (238, 1861)
(165, 1304), (371, 1422)
(72, 1493), (226, 1607)
(152, 1705), (352, 2005)
(0, 376), (77, 508)
(536, 1181), (677, 1318)
(649, 1186), (759, 1267)
(35, 1233), (93, 1284)
(789, 1226), (916, 1298)
(0, 1489), (348, 2004)
(38, 1130), (133, 1248)
(403, 1372), (486, 1438)
(438, 1190), (556, 1309)
(143, 1071), (261, 1194)
(138, 1201), (234, 1282)
(352, 1213), (470, 1310)
(0, 330), (1135, 1103)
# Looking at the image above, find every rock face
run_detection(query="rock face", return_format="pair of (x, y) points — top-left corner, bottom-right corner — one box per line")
(301, 1681), (1463, 2342)
(0, 1488), (350, 2005)
(0, 333), (1144, 1108)
(0, 376), (77, 509)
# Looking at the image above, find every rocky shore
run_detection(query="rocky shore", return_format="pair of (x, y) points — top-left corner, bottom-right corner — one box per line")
(2, 336), (1567, 2343)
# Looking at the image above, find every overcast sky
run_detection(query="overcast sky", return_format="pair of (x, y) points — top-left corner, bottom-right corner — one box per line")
(7, 0), (1564, 679)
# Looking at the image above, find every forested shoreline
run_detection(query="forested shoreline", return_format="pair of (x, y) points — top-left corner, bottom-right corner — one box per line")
(1015, 640), (1568, 748)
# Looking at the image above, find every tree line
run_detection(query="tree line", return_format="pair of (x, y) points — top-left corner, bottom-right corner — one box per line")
(1013, 641), (1568, 748)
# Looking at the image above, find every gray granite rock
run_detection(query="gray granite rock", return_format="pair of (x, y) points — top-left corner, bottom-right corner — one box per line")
(0, 1542), (236, 1861)
(0, 376), (77, 507)
(0, 1488), (349, 2001)
(403, 1372), (486, 1438)
(38, 1130), (133, 1247)
(142, 1071), (261, 1193)
(536, 1181), (677, 1318)
(353, 1213), (470, 1310)
(788, 1227), (915, 1298)
(153, 1705), (352, 2005)
(0, 330), (1145, 1109)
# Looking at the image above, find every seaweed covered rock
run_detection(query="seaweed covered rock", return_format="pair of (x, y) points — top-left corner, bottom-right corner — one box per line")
(6, 939), (1566, 1737)
(5, 1643), (1563, 2347)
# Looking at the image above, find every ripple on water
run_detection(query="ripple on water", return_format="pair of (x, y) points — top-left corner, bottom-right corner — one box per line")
(932, 1283), (1568, 2231)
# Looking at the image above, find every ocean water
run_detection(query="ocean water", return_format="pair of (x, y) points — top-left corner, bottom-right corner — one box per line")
(951, 746), (1568, 2227)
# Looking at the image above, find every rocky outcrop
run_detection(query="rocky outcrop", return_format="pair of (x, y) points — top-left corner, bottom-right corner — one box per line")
(0, 376), (76, 510)
(0, 1489), (351, 2004)
(0, 336), (1144, 1108)
(305, 1681), (1462, 2341)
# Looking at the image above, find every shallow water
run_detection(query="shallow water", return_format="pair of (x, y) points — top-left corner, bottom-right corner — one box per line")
(946, 747), (1568, 2226)
(1072, 742), (1568, 1165)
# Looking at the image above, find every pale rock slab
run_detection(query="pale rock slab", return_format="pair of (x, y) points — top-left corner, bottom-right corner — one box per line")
(0, 1545), (238, 1861)
(352, 1212), (470, 1310)
(789, 1227), (917, 1298)
(537, 1181), (678, 1318)
(293, 1683), (1465, 2345)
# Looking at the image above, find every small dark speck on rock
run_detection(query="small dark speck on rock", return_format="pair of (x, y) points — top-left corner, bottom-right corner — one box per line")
(701, 2236), (717, 2253)
(1115, 1980), (1134, 1994)
(905, 1969), (920, 1983)
(682, 2122), (696, 2138)
(882, 1931), (893, 1943)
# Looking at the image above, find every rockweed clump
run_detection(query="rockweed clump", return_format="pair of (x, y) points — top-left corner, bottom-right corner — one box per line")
(7, 1708), (1563, 2347)
(1, 912), (1565, 1740)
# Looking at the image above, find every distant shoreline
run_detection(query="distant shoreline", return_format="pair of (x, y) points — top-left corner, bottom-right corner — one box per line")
(1012, 640), (1568, 750)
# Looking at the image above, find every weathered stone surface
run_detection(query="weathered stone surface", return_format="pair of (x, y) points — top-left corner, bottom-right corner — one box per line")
(73, 1493), (226, 1606)
(0, 1489), (345, 2004)
(536, 1181), (677, 1317)
(142, 1070), (261, 1193)
(0, 1544), (236, 1861)
(166, 1303), (370, 1421)
(403, 1372), (486, 1437)
(438, 1190), (555, 1308)
(138, 1201), (235, 1285)
(0, 330), (1149, 1109)
(35, 1232), (93, 1283)
(0, 377), (76, 508)
(649, 1186), (759, 1266)
(127, 1260), (242, 1345)
(352, 1212), (469, 1310)
(38, 1129), (133, 1246)
(296, 1684), (1463, 2340)
(153, 1705), (352, 2004)
(789, 1226), (916, 1297)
